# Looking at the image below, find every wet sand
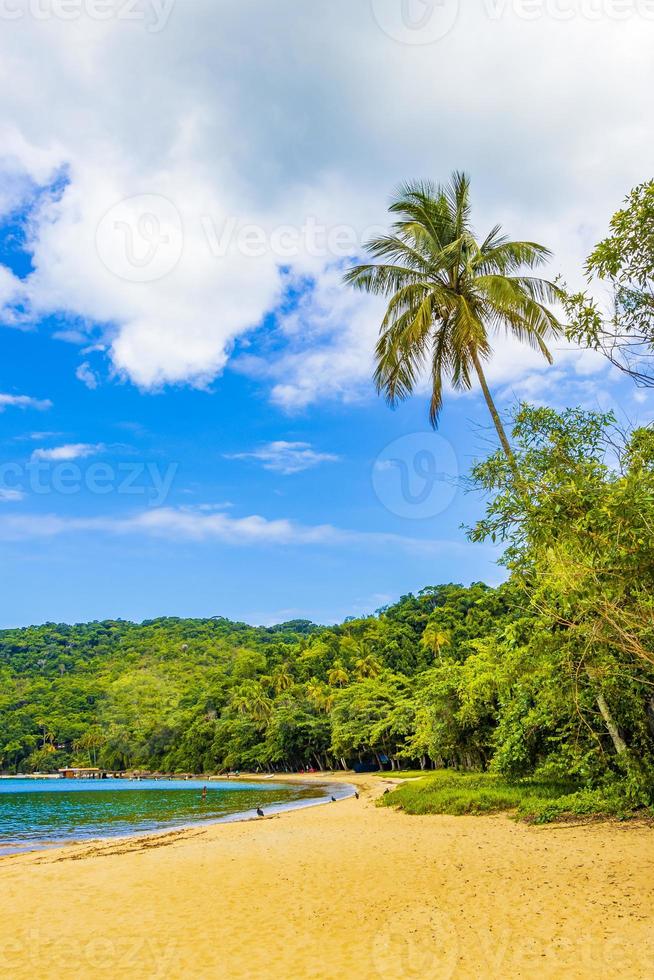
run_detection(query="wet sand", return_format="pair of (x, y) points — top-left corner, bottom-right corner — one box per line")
(0, 773), (652, 979)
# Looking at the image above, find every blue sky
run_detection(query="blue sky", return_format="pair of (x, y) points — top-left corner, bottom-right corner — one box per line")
(0, 296), (507, 627)
(1, 1), (653, 628)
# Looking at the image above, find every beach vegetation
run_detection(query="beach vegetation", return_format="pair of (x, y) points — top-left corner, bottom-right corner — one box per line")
(379, 771), (652, 823)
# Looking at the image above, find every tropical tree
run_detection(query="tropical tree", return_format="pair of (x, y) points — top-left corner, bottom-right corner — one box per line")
(230, 682), (273, 724)
(344, 172), (562, 478)
(327, 661), (350, 688)
(354, 654), (383, 680)
(36, 721), (55, 749)
(73, 728), (106, 767)
(420, 623), (450, 662)
(24, 743), (59, 773)
(305, 678), (334, 714)
(270, 663), (294, 695)
(470, 403), (654, 781)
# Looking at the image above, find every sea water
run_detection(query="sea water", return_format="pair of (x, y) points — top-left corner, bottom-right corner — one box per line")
(0, 777), (344, 854)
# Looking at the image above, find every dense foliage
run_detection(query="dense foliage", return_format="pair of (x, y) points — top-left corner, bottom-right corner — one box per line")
(0, 584), (514, 775)
(470, 404), (654, 801)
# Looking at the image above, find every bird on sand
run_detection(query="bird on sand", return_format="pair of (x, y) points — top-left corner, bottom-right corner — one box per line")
(331, 795), (336, 802)
(256, 806), (264, 817)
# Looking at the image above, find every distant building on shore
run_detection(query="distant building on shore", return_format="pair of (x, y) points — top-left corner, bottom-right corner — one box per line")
(58, 768), (104, 780)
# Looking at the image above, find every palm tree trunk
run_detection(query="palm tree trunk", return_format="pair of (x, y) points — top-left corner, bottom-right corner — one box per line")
(470, 349), (522, 484)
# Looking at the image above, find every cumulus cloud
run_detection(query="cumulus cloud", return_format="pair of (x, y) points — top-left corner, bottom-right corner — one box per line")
(226, 440), (340, 475)
(0, 3), (651, 405)
(31, 443), (104, 462)
(234, 267), (388, 409)
(0, 393), (52, 412)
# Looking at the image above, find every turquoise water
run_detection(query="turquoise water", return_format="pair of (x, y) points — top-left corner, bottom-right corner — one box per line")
(0, 778), (342, 854)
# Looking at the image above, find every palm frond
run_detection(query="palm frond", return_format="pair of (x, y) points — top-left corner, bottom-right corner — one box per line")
(343, 263), (427, 296)
(343, 172), (560, 432)
(476, 241), (552, 274)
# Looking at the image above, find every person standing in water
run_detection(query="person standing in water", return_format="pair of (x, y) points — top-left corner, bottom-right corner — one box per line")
(202, 786), (207, 800)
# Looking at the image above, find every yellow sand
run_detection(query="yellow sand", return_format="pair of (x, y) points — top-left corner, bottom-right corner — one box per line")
(0, 774), (653, 979)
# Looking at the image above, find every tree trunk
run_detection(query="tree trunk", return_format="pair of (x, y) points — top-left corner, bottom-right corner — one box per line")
(596, 692), (628, 755)
(585, 664), (628, 756)
(470, 349), (522, 485)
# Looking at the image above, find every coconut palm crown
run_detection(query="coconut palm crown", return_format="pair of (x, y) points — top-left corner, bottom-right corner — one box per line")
(344, 172), (563, 472)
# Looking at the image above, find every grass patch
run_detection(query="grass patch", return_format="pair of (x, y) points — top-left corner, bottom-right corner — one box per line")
(374, 770), (427, 780)
(378, 771), (651, 823)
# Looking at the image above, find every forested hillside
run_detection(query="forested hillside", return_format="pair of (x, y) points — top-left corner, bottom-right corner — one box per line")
(0, 583), (514, 775)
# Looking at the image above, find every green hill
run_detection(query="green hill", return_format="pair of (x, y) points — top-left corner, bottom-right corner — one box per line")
(0, 583), (513, 775)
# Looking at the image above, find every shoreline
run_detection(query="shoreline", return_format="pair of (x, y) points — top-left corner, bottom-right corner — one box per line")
(1, 773), (652, 978)
(0, 773), (356, 858)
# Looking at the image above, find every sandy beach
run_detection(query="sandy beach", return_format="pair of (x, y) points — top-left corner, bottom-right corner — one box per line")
(0, 774), (652, 979)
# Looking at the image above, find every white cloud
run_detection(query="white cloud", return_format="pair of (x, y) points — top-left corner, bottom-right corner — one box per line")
(0, 265), (25, 320)
(226, 440), (340, 474)
(0, 393), (52, 412)
(31, 442), (104, 462)
(0, 488), (25, 502)
(76, 361), (100, 389)
(0, 505), (479, 559)
(15, 430), (63, 441)
(0, 4), (651, 404)
(234, 266), (388, 410)
(52, 328), (90, 344)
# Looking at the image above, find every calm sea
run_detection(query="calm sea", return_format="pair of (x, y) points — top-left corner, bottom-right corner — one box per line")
(0, 777), (343, 854)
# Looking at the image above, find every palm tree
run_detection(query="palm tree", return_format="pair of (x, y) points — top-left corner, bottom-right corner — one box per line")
(327, 661), (350, 688)
(354, 655), (383, 680)
(420, 623), (450, 662)
(36, 721), (55, 749)
(231, 682), (273, 724)
(270, 663), (294, 695)
(306, 678), (334, 713)
(344, 172), (563, 479)
(73, 728), (107, 767)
